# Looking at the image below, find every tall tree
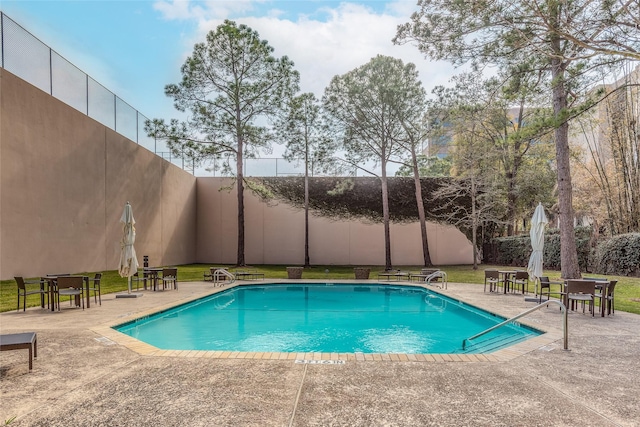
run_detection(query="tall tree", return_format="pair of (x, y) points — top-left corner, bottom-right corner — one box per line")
(146, 20), (299, 266)
(274, 93), (335, 267)
(574, 64), (640, 235)
(430, 71), (557, 243)
(395, 107), (434, 267)
(395, 0), (640, 278)
(435, 124), (505, 269)
(323, 55), (423, 270)
(429, 76), (506, 267)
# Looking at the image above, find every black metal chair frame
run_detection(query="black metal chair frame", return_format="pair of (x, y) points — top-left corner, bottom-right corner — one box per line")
(484, 270), (500, 293)
(53, 276), (85, 311)
(87, 273), (102, 305)
(15, 277), (48, 312)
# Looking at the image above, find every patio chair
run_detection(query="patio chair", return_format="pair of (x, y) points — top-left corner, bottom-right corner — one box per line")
(566, 280), (596, 316)
(131, 270), (151, 291)
(595, 280), (617, 316)
(538, 276), (566, 303)
(484, 270), (500, 293)
(508, 271), (529, 294)
(87, 273), (102, 305)
(53, 276), (85, 311)
(160, 268), (178, 290)
(15, 277), (48, 312)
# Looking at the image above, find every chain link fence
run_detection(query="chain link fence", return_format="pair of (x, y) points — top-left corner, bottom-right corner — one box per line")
(0, 12), (191, 173)
(0, 12), (368, 178)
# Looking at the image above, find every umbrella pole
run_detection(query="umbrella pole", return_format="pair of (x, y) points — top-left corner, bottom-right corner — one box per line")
(128, 276), (132, 294)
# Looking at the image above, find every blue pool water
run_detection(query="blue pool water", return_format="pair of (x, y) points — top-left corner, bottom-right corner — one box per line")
(115, 284), (541, 354)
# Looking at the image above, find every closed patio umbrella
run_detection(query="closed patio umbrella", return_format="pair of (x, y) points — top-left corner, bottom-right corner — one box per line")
(119, 202), (139, 294)
(527, 203), (548, 297)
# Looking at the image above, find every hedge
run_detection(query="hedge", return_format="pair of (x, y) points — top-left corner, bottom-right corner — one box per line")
(591, 233), (640, 276)
(491, 227), (592, 272)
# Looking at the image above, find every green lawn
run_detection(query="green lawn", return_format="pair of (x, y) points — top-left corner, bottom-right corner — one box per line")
(2, 264), (639, 314)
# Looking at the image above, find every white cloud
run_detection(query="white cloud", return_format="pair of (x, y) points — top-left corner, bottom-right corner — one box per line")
(154, 0), (463, 98)
(153, 0), (256, 20)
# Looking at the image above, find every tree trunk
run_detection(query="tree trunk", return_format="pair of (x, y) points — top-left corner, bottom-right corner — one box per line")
(551, 58), (581, 279)
(381, 163), (392, 270)
(236, 139), (245, 267)
(471, 175), (478, 270)
(411, 145), (432, 266)
(506, 101), (525, 236)
(304, 141), (310, 267)
(506, 172), (517, 236)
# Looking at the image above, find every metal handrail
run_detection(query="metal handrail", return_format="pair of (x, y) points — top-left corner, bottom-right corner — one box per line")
(462, 300), (568, 350)
(213, 268), (235, 285)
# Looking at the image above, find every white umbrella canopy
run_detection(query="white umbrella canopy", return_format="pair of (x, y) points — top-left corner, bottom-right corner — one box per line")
(119, 202), (139, 293)
(527, 203), (549, 294)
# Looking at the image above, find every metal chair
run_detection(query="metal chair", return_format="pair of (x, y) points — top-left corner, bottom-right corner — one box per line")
(595, 280), (617, 316)
(53, 276), (85, 311)
(484, 270), (500, 293)
(87, 273), (102, 305)
(509, 271), (529, 294)
(15, 277), (48, 312)
(538, 276), (566, 303)
(160, 268), (178, 290)
(566, 280), (596, 316)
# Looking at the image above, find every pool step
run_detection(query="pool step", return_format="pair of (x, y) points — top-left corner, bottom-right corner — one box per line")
(459, 333), (530, 354)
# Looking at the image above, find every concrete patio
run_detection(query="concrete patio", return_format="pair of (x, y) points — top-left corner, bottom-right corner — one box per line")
(1, 280), (639, 426)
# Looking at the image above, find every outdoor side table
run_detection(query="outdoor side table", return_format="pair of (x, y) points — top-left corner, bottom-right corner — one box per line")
(0, 332), (37, 371)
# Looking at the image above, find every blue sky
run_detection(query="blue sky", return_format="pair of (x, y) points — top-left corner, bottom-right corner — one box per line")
(1, 1), (461, 173)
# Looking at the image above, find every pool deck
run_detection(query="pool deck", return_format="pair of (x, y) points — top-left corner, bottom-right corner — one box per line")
(1, 280), (639, 426)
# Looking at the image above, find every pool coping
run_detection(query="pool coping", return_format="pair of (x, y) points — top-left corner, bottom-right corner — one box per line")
(91, 280), (564, 363)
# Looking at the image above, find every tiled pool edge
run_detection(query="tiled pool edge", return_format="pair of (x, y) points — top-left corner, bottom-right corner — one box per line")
(91, 280), (563, 363)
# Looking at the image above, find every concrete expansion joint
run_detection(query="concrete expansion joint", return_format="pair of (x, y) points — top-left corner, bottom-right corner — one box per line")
(288, 363), (308, 427)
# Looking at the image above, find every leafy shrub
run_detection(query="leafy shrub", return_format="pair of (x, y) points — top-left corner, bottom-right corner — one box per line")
(492, 227), (591, 271)
(592, 233), (640, 276)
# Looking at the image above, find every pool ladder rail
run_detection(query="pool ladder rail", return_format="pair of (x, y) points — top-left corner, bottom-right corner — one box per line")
(213, 268), (235, 286)
(424, 270), (448, 289)
(462, 300), (568, 351)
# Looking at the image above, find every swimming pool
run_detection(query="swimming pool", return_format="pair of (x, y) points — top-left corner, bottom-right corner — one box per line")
(115, 284), (541, 354)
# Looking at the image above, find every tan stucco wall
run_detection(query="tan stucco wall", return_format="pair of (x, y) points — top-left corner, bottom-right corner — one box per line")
(0, 69), (197, 279)
(196, 178), (473, 266)
(1, 68), (472, 280)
